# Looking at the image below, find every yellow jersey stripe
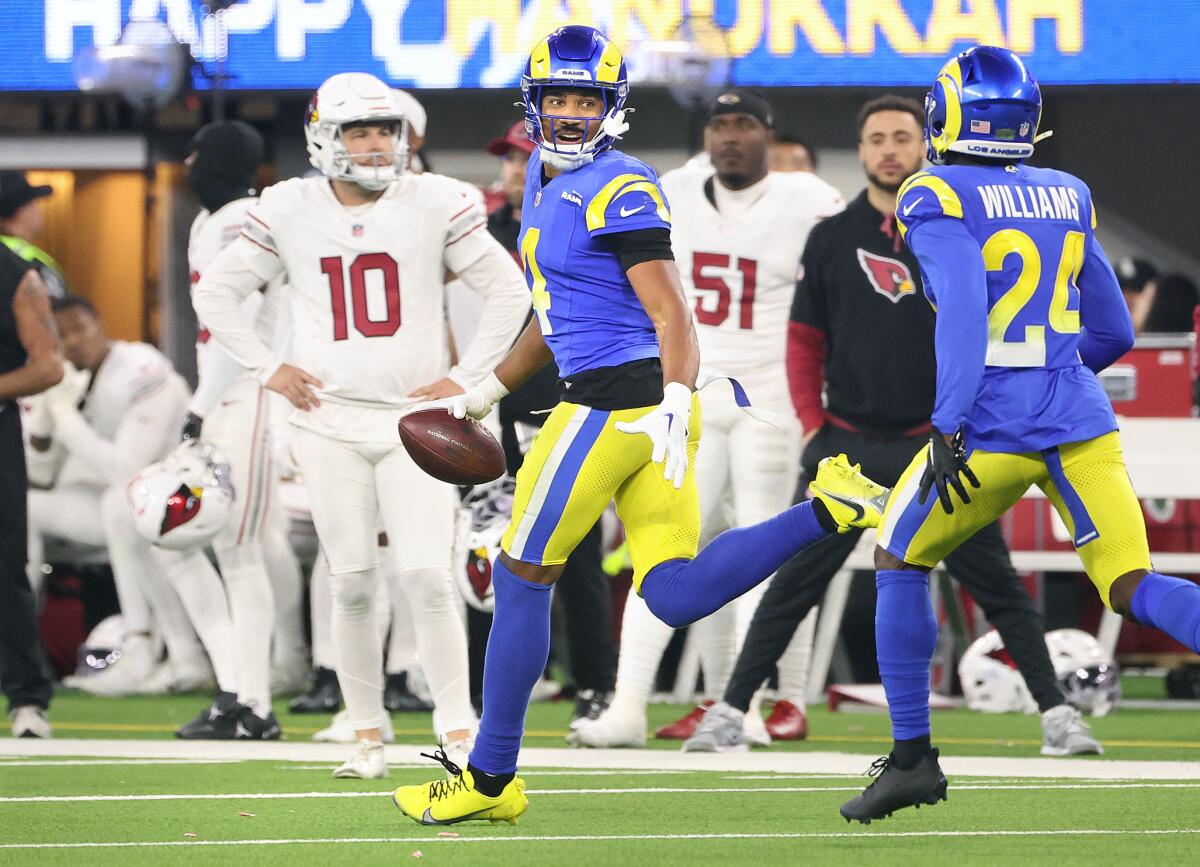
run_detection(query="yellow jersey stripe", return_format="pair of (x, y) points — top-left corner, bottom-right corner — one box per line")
(585, 174), (670, 231)
(895, 173), (964, 237)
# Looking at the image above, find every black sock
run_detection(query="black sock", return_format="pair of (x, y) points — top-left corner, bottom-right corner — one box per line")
(891, 735), (932, 770)
(811, 498), (839, 534)
(468, 763), (514, 797)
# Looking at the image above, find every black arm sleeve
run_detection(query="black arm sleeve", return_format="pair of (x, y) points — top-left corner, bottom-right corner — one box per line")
(599, 228), (675, 273)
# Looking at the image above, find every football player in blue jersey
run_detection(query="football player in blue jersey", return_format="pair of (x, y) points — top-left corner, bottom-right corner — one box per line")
(393, 25), (890, 826)
(842, 45), (1200, 824)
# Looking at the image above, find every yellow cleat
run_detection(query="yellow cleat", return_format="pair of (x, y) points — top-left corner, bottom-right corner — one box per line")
(809, 453), (890, 533)
(392, 751), (528, 826)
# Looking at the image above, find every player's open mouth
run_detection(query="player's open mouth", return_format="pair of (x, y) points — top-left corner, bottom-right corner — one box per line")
(557, 128), (585, 143)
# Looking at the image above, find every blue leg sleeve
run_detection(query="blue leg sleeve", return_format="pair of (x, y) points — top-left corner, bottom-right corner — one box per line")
(876, 569), (937, 741)
(468, 560), (553, 775)
(641, 500), (829, 628)
(1131, 572), (1200, 654)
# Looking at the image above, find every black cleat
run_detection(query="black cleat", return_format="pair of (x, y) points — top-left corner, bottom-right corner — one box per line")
(235, 706), (282, 740)
(176, 691), (240, 740)
(384, 671), (433, 713)
(289, 667), (343, 714)
(571, 689), (611, 725)
(839, 749), (948, 825)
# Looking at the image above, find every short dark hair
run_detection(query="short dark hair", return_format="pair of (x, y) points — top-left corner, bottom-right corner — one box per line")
(51, 295), (97, 317)
(857, 95), (924, 140)
(773, 132), (818, 169)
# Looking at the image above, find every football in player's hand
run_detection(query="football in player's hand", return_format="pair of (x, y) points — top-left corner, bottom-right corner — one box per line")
(398, 409), (506, 486)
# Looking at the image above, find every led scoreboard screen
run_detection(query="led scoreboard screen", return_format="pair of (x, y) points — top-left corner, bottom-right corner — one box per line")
(1, 0), (1197, 91)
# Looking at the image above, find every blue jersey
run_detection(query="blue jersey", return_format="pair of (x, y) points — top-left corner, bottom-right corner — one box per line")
(896, 162), (1134, 453)
(518, 148), (672, 379)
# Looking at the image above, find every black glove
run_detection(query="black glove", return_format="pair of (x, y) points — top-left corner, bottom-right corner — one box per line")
(181, 412), (204, 442)
(918, 429), (980, 515)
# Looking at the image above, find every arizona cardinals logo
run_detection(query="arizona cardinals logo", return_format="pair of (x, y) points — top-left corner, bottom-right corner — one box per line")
(857, 249), (915, 303)
(161, 484), (203, 535)
(465, 548), (493, 602)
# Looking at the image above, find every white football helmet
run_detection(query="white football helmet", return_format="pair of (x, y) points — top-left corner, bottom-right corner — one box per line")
(304, 72), (409, 191)
(1045, 628), (1120, 717)
(127, 441), (235, 551)
(450, 476), (516, 613)
(959, 628), (1120, 716)
(958, 630), (1038, 714)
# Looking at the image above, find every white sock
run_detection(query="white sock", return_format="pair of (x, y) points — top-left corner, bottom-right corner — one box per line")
(695, 602), (737, 699)
(263, 523), (306, 667)
(328, 567), (385, 732)
(153, 548), (238, 694)
(610, 590), (674, 714)
(776, 608), (816, 709)
(386, 572), (418, 676)
(309, 551), (335, 671)
(396, 566), (475, 735)
(217, 542), (275, 718)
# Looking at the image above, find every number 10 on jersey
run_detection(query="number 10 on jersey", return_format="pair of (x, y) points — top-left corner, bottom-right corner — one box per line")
(320, 253), (401, 341)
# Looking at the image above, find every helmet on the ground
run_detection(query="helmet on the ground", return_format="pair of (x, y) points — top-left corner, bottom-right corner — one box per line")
(450, 475), (516, 613)
(127, 441), (235, 551)
(1044, 628), (1120, 717)
(73, 614), (125, 678)
(521, 25), (630, 169)
(305, 72), (408, 190)
(958, 629), (1037, 714)
(925, 45), (1042, 164)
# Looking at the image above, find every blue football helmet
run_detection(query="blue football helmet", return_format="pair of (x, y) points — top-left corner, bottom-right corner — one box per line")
(925, 45), (1042, 164)
(521, 26), (629, 168)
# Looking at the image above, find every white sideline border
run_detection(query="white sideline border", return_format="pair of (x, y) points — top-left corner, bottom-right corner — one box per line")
(3, 829), (1200, 851)
(3, 739), (1200, 781)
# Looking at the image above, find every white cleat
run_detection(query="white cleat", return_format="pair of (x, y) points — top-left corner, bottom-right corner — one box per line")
(314, 709), (395, 744)
(742, 709), (773, 749)
(10, 706), (51, 738)
(681, 701), (747, 753)
(565, 707), (647, 748)
(65, 634), (157, 697)
(332, 738), (388, 779)
(1041, 704), (1103, 756)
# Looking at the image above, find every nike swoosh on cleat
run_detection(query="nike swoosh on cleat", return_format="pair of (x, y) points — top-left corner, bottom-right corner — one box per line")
(902, 197), (924, 216)
(421, 806), (495, 825)
(619, 204), (646, 217)
(820, 490), (865, 522)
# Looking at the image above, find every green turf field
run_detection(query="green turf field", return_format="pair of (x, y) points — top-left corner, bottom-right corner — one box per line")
(2, 678), (1198, 864)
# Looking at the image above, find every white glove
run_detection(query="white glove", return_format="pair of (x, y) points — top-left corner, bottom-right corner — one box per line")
(22, 392), (55, 440)
(43, 363), (91, 420)
(615, 381), (692, 489)
(411, 372), (509, 422)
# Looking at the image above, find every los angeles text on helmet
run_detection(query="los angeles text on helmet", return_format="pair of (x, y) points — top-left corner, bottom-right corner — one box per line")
(43, 0), (1084, 67)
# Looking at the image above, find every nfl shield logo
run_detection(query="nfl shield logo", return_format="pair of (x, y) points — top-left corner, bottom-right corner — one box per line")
(534, 190), (543, 207)
(1019, 122), (1031, 137)
(352, 224), (364, 237)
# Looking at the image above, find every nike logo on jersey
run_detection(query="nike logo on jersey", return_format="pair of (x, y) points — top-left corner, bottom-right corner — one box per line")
(902, 197), (923, 216)
(619, 204), (646, 217)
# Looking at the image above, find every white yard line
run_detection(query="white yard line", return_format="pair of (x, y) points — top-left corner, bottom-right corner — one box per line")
(2, 739), (1199, 780)
(0, 759), (236, 768)
(2, 829), (1199, 850)
(4, 782), (1199, 804)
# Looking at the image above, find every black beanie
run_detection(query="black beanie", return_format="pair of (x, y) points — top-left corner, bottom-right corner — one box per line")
(187, 120), (265, 212)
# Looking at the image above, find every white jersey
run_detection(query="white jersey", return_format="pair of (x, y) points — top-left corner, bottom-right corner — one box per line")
(56, 341), (190, 488)
(238, 174), (497, 407)
(661, 168), (844, 383)
(188, 198), (279, 418)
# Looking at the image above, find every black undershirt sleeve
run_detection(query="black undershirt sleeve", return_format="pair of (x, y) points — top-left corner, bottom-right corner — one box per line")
(599, 228), (675, 273)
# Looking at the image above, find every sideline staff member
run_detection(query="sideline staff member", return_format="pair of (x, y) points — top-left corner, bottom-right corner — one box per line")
(0, 243), (62, 737)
